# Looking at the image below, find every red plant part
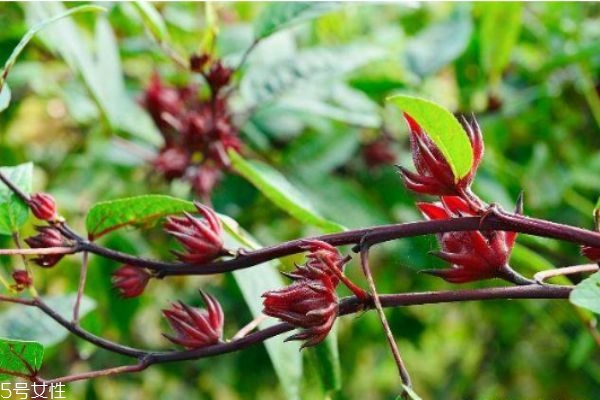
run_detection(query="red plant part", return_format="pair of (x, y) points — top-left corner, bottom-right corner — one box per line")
(398, 114), (483, 196)
(362, 137), (397, 168)
(162, 291), (224, 349)
(153, 147), (190, 181)
(206, 61), (233, 92)
(28, 193), (57, 221)
(417, 196), (518, 283)
(262, 240), (349, 348)
(164, 202), (225, 264)
(24, 226), (71, 268)
(12, 270), (32, 291)
(581, 245), (600, 263)
(112, 265), (151, 298)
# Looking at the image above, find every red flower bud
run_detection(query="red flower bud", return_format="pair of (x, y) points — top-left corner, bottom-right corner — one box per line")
(154, 147), (189, 180)
(362, 137), (397, 168)
(162, 291), (224, 349)
(112, 265), (151, 298)
(12, 270), (32, 291)
(262, 240), (346, 348)
(206, 61), (233, 92)
(582, 245), (600, 262)
(141, 73), (185, 140)
(29, 193), (57, 221)
(190, 53), (210, 73)
(399, 114), (483, 196)
(164, 202), (224, 264)
(191, 164), (222, 199)
(418, 196), (517, 283)
(24, 226), (71, 268)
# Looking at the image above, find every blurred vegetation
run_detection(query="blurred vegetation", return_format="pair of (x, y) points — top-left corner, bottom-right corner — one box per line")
(1, 2), (600, 399)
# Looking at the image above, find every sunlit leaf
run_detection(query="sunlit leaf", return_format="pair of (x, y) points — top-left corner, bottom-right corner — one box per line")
(220, 215), (303, 400)
(570, 271), (600, 314)
(229, 150), (346, 233)
(479, 2), (523, 86)
(131, 1), (169, 42)
(405, 6), (472, 78)
(86, 195), (197, 239)
(254, 2), (340, 39)
(387, 95), (472, 180)
(0, 339), (44, 381)
(0, 84), (11, 113)
(0, 163), (32, 236)
(241, 45), (385, 107)
(0, 295), (95, 347)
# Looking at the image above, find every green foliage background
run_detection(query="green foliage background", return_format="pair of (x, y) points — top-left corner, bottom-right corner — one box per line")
(1, 2), (600, 399)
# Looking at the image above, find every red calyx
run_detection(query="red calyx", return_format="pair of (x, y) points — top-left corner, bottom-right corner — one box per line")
(29, 193), (57, 221)
(262, 240), (348, 348)
(398, 113), (483, 196)
(162, 291), (224, 349)
(24, 226), (71, 268)
(418, 196), (517, 284)
(112, 265), (151, 298)
(164, 202), (225, 264)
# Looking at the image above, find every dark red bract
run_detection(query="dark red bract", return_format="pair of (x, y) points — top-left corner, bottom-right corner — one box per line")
(418, 196), (517, 283)
(162, 291), (224, 349)
(164, 202), (225, 264)
(398, 114), (483, 196)
(262, 240), (347, 348)
(29, 193), (57, 221)
(112, 265), (151, 298)
(24, 226), (70, 268)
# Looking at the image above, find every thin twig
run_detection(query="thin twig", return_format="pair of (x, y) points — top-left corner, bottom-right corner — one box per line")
(231, 315), (267, 340)
(73, 251), (89, 324)
(359, 245), (412, 389)
(534, 263), (599, 284)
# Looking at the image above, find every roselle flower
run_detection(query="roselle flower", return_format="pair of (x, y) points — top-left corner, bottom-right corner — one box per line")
(164, 202), (225, 264)
(191, 164), (222, 199)
(24, 226), (71, 268)
(206, 61), (233, 92)
(190, 53), (210, 73)
(154, 147), (189, 180)
(418, 196), (517, 283)
(398, 114), (483, 196)
(141, 73), (186, 143)
(362, 137), (397, 168)
(262, 240), (346, 348)
(112, 265), (151, 298)
(162, 291), (224, 349)
(12, 270), (32, 291)
(263, 277), (338, 348)
(28, 193), (58, 221)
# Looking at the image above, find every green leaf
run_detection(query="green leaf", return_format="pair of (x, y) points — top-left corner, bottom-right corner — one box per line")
(241, 45), (385, 108)
(220, 215), (302, 400)
(254, 2), (340, 39)
(0, 84), (10, 113)
(85, 195), (198, 239)
(479, 2), (523, 86)
(570, 271), (600, 314)
(387, 95), (473, 180)
(0, 163), (32, 236)
(0, 4), (105, 89)
(405, 6), (472, 78)
(0, 339), (44, 381)
(24, 3), (161, 145)
(131, 1), (169, 43)
(0, 294), (96, 347)
(309, 326), (341, 392)
(229, 150), (345, 233)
